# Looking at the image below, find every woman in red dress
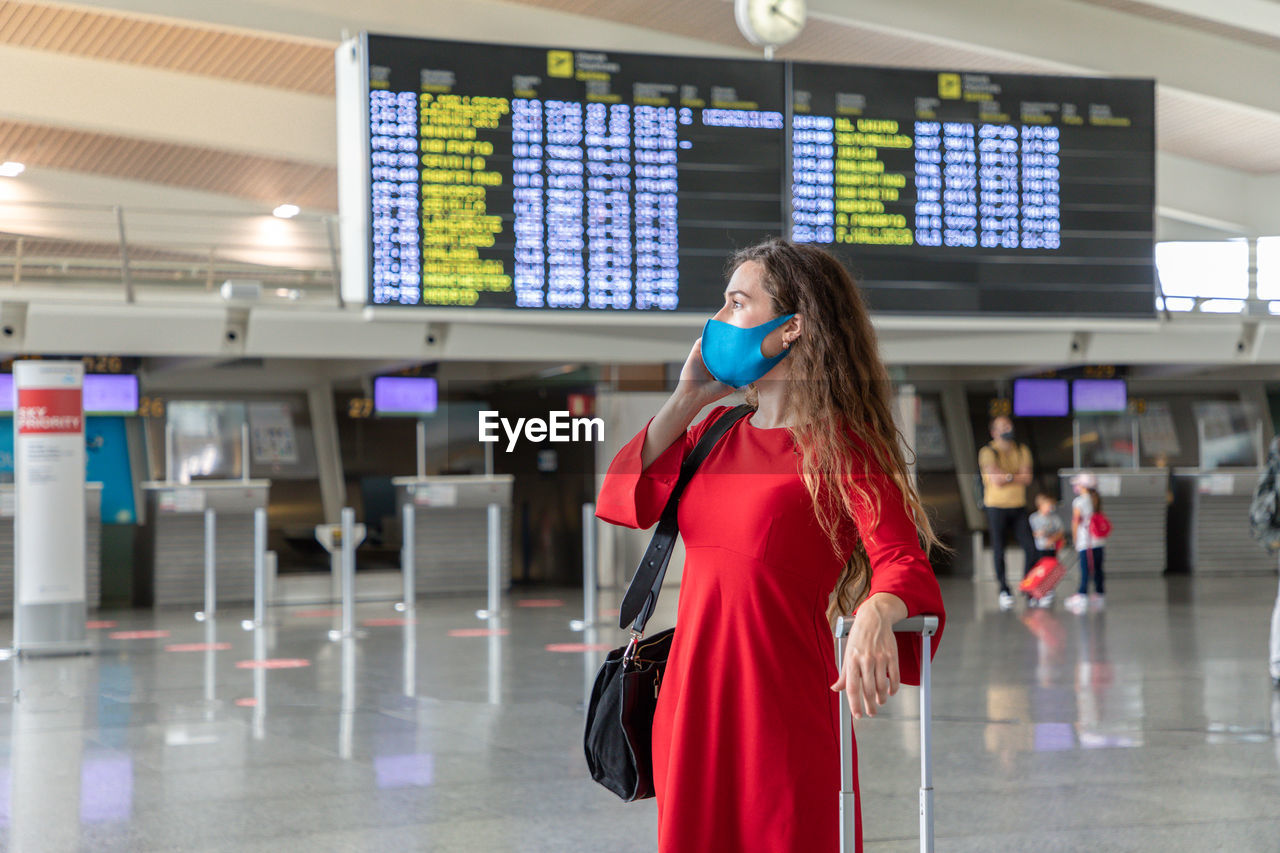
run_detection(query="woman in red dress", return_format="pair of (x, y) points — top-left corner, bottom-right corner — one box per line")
(596, 239), (946, 853)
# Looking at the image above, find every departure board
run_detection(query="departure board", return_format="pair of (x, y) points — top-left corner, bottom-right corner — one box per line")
(342, 35), (1157, 316)
(790, 64), (1155, 315)
(363, 34), (785, 311)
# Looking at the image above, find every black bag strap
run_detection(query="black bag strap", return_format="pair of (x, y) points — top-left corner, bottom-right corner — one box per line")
(618, 403), (753, 633)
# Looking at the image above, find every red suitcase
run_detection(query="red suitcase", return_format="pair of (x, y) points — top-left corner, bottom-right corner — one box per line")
(1019, 555), (1066, 599)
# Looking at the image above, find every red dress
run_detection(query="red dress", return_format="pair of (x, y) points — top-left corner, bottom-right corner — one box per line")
(596, 405), (945, 853)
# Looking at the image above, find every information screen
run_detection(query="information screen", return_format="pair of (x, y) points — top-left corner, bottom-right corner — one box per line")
(365, 34), (785, 312)
(0, 374), (138, 414)
(83, 374), (139, 415)
(790, 64), (1155, 315)
(1072, 378), (1127, 413)
(374, 376), (439, 416)
(349, 35), (1156, 316)
(1013, 378), (1069, 417)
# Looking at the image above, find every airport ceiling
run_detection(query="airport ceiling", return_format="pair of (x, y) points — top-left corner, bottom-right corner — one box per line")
(2, 0), (1279, 239)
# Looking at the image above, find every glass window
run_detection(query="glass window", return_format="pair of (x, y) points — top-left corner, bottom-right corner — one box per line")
(1155, 240), (1248, 306)
(166, 401), (247, 482)
(1258, 236), (1280, 300)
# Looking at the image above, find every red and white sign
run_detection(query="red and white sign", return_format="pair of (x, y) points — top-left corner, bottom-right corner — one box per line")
(16, 388), (83, 435)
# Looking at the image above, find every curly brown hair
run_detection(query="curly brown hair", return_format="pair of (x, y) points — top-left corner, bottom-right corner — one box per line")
(731, 238), (942, 621)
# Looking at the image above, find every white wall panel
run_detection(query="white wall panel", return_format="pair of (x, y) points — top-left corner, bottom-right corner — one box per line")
(23, 303), (231, 354)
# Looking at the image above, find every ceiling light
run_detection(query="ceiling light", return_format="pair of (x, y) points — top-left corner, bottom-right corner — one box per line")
(220, 279), (263, 301)
(273, 203), (300, 219)
(0, 161), (25, 177)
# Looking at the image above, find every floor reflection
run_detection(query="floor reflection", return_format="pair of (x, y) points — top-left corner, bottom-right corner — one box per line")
(10, 655), (101, 851)
(0, 576), (1269, 850)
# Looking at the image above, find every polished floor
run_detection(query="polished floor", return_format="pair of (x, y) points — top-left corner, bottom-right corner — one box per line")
(0, 573), (1277, 852)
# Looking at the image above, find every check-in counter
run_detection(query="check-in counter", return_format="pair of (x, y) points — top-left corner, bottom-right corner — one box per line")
(1058, 469), (1169, 575)
(140, 480), (270, 606)
(392, 475), (514, 594)
(1168, 468), (1276, 574)
(0, 483), (103, 613)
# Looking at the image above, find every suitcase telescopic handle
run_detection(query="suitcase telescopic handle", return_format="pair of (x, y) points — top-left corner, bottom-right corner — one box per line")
(833, 614), (940, 639)
(834, 615), (939, 853)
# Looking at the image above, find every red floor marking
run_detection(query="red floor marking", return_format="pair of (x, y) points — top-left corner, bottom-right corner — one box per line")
(235, 697), (258, 707)
(602, 608), (621, 617)
(86, 620), (118, 629)
(235, 658), (311, 670)
(545, 643), (612, 653)
(165, 642), (232, 653)
(108, 630), (170, 640)
(517, 599), (565, 608)
(448, 628), (509, 637)
(362, 618), (416, 627)
(292, 609), (339, 618)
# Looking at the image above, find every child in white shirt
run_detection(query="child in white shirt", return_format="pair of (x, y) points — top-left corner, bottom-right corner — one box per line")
(1066, 472), (1107, 614)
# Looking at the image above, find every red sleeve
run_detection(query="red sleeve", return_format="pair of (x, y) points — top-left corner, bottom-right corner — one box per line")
(846, 437), (946, 687)
(595, 405), (734, 530)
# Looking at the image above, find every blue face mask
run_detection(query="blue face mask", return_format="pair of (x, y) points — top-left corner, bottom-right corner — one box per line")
(700, 313), (796, 389)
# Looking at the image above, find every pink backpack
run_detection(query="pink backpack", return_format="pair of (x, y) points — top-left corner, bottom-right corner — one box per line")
(1089, 511), (1112, 539)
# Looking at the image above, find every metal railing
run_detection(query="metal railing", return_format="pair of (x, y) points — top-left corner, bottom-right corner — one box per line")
(0, 201), (340, 305)
(2, 200), (1274, 323)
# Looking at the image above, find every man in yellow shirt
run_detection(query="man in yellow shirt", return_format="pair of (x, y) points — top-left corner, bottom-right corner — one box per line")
(979, 415), (1037, 611)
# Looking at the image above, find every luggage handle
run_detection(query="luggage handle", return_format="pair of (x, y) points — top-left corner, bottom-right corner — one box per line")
(834, 614), (939, 853)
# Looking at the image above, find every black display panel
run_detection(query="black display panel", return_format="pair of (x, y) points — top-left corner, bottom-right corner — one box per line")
(789, 64), (1156, 315)
(356, 35), (1157, 316)
(366, 34), (786, 311)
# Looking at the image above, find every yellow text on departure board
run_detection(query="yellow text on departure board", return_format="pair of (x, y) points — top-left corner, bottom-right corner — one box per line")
(831, 118), (913, 246)
(418, 94), (513, 305)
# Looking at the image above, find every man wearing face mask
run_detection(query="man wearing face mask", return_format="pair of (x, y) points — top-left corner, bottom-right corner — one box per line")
(979, 415), (1037, 611)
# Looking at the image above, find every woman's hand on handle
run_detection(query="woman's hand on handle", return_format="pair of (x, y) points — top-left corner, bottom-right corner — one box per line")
(831, 592), (909, 719)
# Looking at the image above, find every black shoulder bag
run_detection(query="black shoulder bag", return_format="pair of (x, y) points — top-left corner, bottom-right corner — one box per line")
(584, 403), (752, 801)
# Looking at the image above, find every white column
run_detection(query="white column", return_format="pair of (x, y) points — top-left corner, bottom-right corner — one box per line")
(14, 360), (87, 654)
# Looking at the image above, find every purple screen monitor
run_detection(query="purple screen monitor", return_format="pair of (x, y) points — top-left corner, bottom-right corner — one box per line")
(374, 376), (438, 416)
(0, 373), (11, 413)
(83, 374), (139, 415)
(1013, 379), (1069, 417)
(1073, 379), (1127, 413)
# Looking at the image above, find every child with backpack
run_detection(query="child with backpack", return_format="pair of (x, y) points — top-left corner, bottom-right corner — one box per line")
(1066, 471), (1111, 614)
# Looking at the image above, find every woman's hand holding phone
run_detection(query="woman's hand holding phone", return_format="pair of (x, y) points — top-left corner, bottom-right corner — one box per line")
(678, 337), (734, 409)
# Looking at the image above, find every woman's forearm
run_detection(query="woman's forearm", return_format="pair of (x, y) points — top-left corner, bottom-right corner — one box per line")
(858, 591), (908, 622)
(639, 390), (708, 470)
